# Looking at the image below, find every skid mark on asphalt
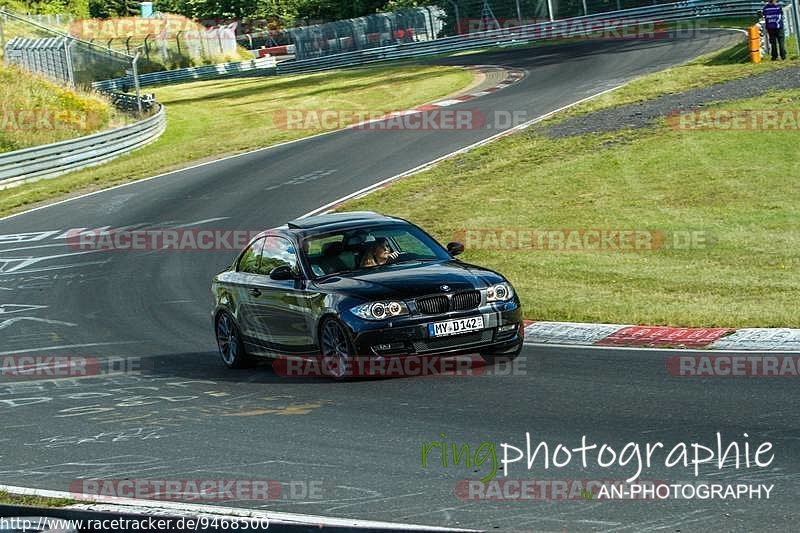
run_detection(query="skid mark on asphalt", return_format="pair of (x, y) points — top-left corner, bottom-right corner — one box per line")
(0, 455), (186, 479)
(221, 402), (326, 417)
(24, 426), (173, 449)
(0, 371), (334, 432)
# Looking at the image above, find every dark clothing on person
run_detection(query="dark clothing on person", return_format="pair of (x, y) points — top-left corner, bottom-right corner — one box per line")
(763, 3), (787, 60)
(767, 27), (787, 60)
(763, 3), (784, 29)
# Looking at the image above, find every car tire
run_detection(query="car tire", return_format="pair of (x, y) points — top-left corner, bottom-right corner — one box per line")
(319, 317), (355, 380)
(215, 312), (254, 369)
(480, 342), (522, 366)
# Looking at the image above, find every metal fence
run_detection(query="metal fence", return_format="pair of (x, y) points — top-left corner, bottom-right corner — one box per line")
(274, 0), (767, 75)
(0, 8), (137, 88)
(21, 12), (73, 28)
(4, 36), (75, 85)
(284, 6), (445, 60)
(67, 16), (242, 64)
(251, 0), (767, 62)
(0, 104), (167, 190)
(92, 55), (277, 91)
(0, 0), (779, 190)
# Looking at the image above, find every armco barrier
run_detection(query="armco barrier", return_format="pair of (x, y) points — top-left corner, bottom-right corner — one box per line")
(3, 0), (768, 190)
(0, 104), (166, 190)
(92, 55), (277, 91)
(275, 0), (766, 75)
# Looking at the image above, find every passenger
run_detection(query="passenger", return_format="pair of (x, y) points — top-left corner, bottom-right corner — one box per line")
(360, 237), (399, 268)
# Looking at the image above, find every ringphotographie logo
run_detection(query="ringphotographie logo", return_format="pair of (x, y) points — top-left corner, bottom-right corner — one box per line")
(421, 432), (775, 485)
(454, 478), (773, 501)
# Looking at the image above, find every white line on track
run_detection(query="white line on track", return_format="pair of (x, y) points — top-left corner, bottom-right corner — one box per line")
(522, 341), (800, 354)
(0, 66), (519, 225)
(0, 342), (137, 356)
(299, 82), (628, 218)
(0, 485), (477, 531)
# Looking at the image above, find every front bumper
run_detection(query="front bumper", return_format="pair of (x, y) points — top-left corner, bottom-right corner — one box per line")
(345, 300), (523, 357)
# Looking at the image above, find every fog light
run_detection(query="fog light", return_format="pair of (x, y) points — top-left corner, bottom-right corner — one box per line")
(498, 324), (517, 333)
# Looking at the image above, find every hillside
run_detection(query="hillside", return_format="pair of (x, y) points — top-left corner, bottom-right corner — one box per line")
(0, 64), (120, 153)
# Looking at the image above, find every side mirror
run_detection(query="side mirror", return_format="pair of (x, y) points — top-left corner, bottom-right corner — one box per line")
(269, 265), (295, 280)
(446, 241), (465, 257)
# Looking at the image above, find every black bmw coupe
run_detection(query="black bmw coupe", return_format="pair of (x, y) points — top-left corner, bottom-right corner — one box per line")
(212, 212), (523, 377)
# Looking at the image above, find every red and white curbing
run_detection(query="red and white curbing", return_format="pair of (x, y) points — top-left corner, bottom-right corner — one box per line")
(522, 321), (800, 351)
(413, 66), (525, 108)
(345, 66), (525, 129)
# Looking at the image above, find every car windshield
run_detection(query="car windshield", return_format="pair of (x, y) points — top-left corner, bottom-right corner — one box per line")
(303, 224), (450, 277)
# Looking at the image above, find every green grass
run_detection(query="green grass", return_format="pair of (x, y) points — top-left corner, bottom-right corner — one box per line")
(0, 64), (122, 152)
(0, 64), (474, 217)
(0, 490), (75, 507)
(559, 37), (799, 118)
(339, 65), (800, 327)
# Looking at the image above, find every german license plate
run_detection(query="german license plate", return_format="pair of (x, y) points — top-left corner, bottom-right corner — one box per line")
(428, 316), (484, 337)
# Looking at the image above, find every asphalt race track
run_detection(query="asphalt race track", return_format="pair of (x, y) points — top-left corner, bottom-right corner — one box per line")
(4, 31), (797, 531)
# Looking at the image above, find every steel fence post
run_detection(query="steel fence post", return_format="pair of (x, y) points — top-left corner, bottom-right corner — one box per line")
(424, 6), (437, 39)
(792, 0), (800, 56)
(133, 51), (142, 116)
(446, 0), (461, 35)
(64, 38), (75, 87)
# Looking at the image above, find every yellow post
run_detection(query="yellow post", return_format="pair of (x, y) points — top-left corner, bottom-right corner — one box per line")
(749, 25), (762, 63)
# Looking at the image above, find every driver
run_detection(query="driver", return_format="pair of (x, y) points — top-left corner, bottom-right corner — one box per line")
(360, 237), (399, 268)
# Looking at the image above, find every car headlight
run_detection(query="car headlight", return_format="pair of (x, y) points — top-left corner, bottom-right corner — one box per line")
(486, 282), (514, 302)
(351, 300), (410, 320)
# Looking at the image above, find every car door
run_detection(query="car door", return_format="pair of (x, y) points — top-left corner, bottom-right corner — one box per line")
(231, 237), (267, 350)
(247, 235), (316, 356)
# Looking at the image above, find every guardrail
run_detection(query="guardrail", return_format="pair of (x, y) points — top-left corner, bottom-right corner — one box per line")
(3, 0), (769, 190)
(92, 55), (277, 91)
(105, 92), (157, 114)
(0, 104), (167, 190)
(275, 0), (766, 75)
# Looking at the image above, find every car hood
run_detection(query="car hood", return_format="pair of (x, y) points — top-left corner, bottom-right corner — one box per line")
(313, 260), (505, 300)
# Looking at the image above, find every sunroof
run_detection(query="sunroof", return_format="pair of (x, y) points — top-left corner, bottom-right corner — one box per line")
(287, 211), (385, 229)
